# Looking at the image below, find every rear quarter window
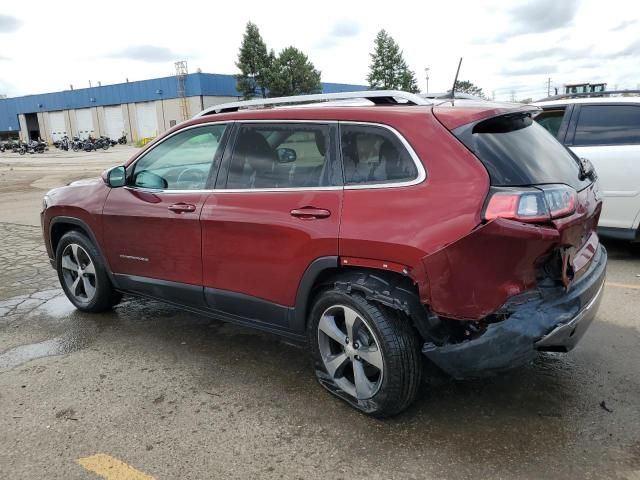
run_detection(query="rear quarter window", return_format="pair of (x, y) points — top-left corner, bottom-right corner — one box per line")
(340, 124), (418, 186)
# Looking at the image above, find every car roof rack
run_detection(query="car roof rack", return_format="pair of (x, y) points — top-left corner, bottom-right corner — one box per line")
(537, 90), (640, 102)
(194, 90), (431, 117)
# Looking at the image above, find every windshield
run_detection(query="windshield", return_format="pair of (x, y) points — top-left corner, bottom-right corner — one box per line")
(453, 113), (591, 190)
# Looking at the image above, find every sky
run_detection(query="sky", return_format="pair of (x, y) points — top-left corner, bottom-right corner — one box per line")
(0, 0), (638, 102)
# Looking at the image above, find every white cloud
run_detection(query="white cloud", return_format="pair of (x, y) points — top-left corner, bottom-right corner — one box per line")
(0, 0), (638, 102)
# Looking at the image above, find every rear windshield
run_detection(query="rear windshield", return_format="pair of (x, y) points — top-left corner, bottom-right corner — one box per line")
(453, 113), (590, 190)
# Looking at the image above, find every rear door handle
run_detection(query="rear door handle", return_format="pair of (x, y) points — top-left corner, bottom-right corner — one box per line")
(290, 207), (331, 219)
(168, 203), (196, 213)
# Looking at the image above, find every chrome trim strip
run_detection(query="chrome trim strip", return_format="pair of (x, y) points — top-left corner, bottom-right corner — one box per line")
(126, 120), (426, 194)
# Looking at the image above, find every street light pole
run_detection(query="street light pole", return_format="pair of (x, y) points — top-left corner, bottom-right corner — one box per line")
(424, 68), (430, 94)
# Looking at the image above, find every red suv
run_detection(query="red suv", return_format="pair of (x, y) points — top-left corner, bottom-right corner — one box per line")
(42, 91), (606, 417)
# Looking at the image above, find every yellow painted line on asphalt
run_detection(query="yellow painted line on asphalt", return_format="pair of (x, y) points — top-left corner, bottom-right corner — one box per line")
(77, 454), (155, 480)
(606, 281), (640, 290)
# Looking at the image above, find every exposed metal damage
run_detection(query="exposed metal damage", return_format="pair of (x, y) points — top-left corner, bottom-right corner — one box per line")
(422, 246), (607, 379)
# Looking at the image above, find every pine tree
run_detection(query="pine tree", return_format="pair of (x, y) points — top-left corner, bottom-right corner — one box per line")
(235, 22), (271, 99)
(449, 80), (486, 98)
(267, 47), (322, 97)
(367, 30), (419, 93)
(399, 60), (419, 93)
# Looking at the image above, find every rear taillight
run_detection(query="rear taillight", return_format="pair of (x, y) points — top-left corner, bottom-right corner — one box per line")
(483, 184), (577, 223)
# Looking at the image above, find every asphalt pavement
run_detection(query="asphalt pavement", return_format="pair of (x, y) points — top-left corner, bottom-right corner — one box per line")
(0, 149), (639, 479)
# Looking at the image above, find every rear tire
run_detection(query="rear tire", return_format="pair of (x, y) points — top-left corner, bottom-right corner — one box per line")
(308, 287), (422, 417)
(56, 230), (121, 312)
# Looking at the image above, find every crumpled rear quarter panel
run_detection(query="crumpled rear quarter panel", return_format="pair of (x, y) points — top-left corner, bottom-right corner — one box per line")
(422, 218), (560, 320)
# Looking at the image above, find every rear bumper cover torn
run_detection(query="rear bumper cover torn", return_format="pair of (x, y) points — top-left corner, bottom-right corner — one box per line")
(422, 245), (607, 379)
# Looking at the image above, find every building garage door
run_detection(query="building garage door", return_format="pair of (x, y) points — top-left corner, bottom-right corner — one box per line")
(48, 111), (67, 142)
(104, 106), (125, 140)
(76, 108), (94, 140)
(135, 102), (158, 139)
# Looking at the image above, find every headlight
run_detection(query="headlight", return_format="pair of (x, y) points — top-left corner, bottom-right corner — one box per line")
(42, 195), (50, 212)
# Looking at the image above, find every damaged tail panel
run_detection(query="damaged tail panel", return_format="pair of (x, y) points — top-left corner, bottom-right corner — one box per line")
(423, 245), (606, 379)
(416, 120), (606, 378)
(418, 187), (605, 379)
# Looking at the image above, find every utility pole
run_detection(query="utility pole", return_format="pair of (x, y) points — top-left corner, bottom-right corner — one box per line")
(424, 67), (430, 94)
(547, 77), (552, 96)
(175, 61), (189, 121)
(510, 90), (516, 102)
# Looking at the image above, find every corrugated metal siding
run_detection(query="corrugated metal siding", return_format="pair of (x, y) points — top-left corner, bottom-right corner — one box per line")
(0, 73), (367, 132)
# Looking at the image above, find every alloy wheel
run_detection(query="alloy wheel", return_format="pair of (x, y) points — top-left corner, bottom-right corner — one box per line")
(60, 243), (97, 304)
(317, 305), (384, 400)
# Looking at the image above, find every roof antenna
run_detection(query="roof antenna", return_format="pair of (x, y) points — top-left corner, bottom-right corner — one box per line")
(450, 57), (463, 104)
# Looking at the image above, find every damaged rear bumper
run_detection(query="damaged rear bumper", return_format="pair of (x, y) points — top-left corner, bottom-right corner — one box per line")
(422, 245), (607, 379)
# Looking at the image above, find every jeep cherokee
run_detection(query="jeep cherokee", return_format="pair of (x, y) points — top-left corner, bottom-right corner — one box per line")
(41, 91), (607, 417)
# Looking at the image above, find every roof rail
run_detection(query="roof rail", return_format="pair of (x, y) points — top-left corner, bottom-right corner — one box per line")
(537, 90), (640, 102)
(194, 90), (431, 117)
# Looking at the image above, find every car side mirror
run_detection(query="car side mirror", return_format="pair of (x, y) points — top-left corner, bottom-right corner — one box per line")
(276, 147), (297, 163)
(107, 166), (126, 188)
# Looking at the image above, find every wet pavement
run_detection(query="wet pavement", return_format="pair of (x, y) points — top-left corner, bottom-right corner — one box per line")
(0, 152), (639, 479)
(0, 222), (639, 479)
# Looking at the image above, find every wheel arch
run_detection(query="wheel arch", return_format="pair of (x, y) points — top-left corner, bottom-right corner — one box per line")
(293, 260), (434, 342)
(49, 216), (117, 284)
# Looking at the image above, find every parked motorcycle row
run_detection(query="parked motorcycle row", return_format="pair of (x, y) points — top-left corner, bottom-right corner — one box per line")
(0, 139), (48, 155)
(54, 133), (128, 152)
(0, 133), (127, 155)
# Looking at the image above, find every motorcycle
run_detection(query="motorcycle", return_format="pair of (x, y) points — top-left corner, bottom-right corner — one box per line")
(71, 137), (83, 152)
(26, 139), (47, 154)
(58, 136), (70, 151)
(82, 138), (96, 152)
(95, 136), (111, 150)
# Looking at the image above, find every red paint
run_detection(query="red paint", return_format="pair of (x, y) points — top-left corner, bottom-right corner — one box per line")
(101, 188), (208, 285)
(200, 191), (341, 306)
(433, 101), (540, 130)
(42, 102), (603, 324)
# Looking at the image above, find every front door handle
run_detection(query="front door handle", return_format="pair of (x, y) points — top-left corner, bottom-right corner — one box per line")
(168, 203), (196, 213)
(290, 207), (331, 219)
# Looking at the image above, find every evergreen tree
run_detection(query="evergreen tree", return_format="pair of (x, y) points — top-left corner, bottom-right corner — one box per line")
(367, 30), (419, 93)
(267, 47), (322, 97)
(449, 80), (486, 98)
(235, 22), (271, 99)
(399, 60), (419, 93)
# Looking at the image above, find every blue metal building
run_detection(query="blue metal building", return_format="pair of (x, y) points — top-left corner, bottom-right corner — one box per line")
(0, 73), (367, 137)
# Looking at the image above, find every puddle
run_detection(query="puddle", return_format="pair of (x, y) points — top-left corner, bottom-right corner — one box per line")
(0, 317), (99, 370)
(0, 294), (99, 370)
(38, 294), (76, 318)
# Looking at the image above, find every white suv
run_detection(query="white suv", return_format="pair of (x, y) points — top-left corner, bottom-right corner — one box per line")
(533, 94), (640, 241)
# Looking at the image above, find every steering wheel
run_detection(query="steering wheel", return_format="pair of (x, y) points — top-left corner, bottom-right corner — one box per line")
(176, 168), (207, 189)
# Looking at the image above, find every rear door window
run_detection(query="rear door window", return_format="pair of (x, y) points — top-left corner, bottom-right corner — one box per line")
(339, 124), (418, 185)
(573, 105), (640, 146)
(225, 123), (339, 189)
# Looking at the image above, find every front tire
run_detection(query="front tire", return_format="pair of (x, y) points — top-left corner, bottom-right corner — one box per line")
(308, 287), (422, 417)
(56, 230), (121, 312)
